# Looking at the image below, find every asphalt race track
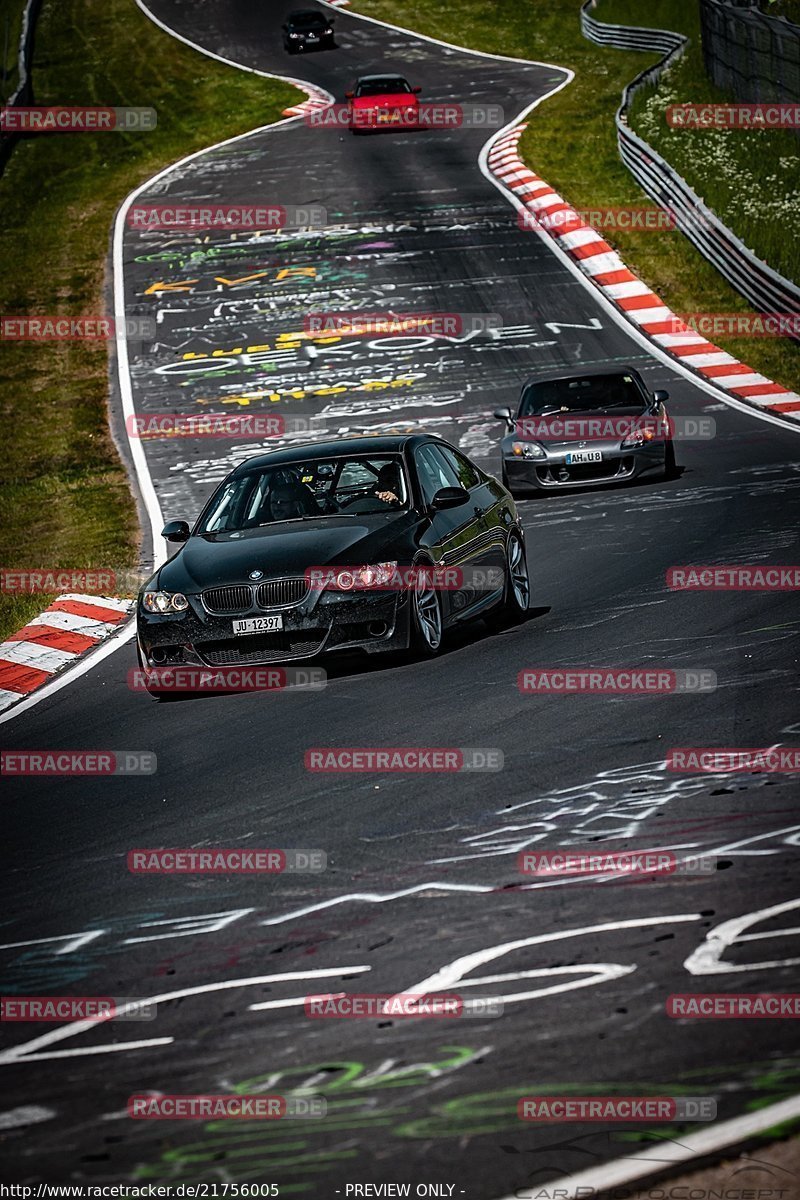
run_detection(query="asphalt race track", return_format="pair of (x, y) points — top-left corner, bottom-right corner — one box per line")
(2, 1), (799, 1193)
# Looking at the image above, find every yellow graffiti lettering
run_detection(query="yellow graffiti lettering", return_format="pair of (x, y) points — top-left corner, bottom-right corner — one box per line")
(144, 280), (198, 295)
(213, 273), (269, 287)
(275, 267), (317, 281)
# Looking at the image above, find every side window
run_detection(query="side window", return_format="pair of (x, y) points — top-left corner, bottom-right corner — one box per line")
(414, 445), (461, 506)
(438, 446), (480, 490)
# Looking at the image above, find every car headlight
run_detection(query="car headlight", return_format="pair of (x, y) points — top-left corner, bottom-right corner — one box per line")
(142, 590), (189, 613)
(324, 27), (333, 34)
(621, 426), (657, 449)
(334, 562), (398, 590)
(289, 32), (301, 38)
(511, 441), (546, 460)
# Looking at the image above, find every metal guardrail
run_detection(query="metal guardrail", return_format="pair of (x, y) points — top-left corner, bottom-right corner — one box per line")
(580, 2), (684, 54)
(1, 0), (43, 177)
(579, 0), (800, 331)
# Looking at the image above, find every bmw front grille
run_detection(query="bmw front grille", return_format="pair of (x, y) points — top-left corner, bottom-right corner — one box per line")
(202, 579), (308, 615)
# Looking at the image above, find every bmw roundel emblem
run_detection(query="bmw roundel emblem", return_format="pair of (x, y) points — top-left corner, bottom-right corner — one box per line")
(248, 569), (263, 580)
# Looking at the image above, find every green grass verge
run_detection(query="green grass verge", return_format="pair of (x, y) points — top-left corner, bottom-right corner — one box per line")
(0, 0), (298, 642)
(348, 0), (799, 395)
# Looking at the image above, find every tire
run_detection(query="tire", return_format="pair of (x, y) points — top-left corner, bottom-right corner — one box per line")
(409, 565), (443, 657)
(488, 531), (530, 629)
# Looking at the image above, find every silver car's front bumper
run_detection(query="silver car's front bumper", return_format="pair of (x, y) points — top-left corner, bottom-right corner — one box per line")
(502, 438), (666, 492)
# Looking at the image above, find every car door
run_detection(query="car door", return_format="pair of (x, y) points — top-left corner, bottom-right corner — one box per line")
(436, 445), (506, 602)
(413, 443), (485, 621)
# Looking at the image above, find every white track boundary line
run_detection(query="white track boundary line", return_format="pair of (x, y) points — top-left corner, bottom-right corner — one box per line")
(492, 1092), (800, 1199)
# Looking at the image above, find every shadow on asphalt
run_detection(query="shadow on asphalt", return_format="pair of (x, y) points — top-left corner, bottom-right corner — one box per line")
(141, 605), (552, 703)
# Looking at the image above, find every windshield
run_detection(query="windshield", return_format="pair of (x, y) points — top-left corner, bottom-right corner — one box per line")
(357, 78), (411, 96)
(519, 373), (647, 415)
(199, 455), (409, 533)
(291, 12), (327, 26)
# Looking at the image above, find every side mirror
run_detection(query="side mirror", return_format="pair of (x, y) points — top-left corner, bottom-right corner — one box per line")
(412, 86), (422, 94)
(344, 90), (354, 99)
(162, 520), (190, 543)
(653, 389), (669, 402)
(430, 486), (469, 511)
(493, 407), (515, 430)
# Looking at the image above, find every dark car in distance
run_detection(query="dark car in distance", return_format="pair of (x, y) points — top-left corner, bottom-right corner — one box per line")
(282, 9), (335, 52)
(136, 435), (530, 695)
(494, 366), (677, 496)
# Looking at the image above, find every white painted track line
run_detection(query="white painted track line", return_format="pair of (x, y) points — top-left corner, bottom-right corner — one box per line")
(491, 1092), (800, 1199)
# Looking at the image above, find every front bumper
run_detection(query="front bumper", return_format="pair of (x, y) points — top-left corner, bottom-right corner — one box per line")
(503, 440), (666, 492)
(349, 107), (419, 130)
(288, 35), (334, 50)
(137, 587), (411, 667)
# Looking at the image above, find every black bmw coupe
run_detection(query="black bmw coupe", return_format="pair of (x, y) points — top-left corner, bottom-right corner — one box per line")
(282, 9), (335, 53)
(136, 435), (529, 694)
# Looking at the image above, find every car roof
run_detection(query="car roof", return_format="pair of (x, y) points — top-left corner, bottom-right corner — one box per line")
(520, 364), (645, 389)
(288, 9), (326, 19)
(231, 433), (436, 475)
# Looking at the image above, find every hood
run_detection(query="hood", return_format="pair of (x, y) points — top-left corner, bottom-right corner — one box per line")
(156, 512), (418, 593)
(510, 405), (651, 446)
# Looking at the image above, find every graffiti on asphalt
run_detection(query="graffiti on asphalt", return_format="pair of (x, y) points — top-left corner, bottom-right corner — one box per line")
(4, 902), (800, 1065)
(425, 757), (800, 865)
(127, 1056), (800, 1186)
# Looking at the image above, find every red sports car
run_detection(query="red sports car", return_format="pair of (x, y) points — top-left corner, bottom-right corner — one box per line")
(346, 74), (421, 132)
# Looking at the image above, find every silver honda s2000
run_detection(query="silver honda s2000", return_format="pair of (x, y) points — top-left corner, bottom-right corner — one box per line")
(494, 366), (677, 496)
